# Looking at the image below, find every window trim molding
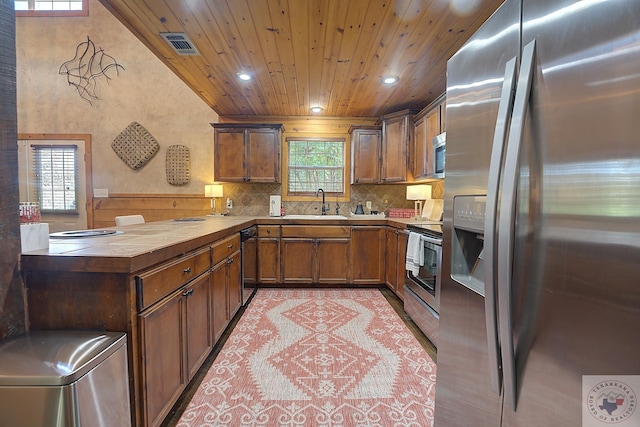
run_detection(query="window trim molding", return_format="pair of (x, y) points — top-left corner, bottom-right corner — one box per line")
(18, 133), (93, 226)
(282, 136), (350, 203)
(15, 0), (88, 17)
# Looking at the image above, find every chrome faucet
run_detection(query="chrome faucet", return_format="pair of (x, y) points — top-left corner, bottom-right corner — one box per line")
(316, 188), (328, 215)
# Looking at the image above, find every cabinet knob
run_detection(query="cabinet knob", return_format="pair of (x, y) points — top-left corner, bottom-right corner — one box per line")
(228, 244), (234, 249)
(183, 267), (192, 274)
(227, 258), (234, 264)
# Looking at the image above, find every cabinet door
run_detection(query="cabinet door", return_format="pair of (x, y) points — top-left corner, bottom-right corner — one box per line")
(257, 238), (280, 283)
(139, 290), (186, 427)
(385, 228), (398, 290)
(381, 116), (410, 182)
(227, 250), (242, 319)
(351, 127), (381, 184)
(425, 106), (441, 177)
(185, 273), (212, 380)
(247, 128), (280, 182)
(281, 238), (314, 284)
(214, 128), (246, 182)
(396, 231), (408, 300)
(351, 226), (386, 284)
(243, 237), (257, 285)
(413, 116), (428, 179)
(211, 260), (228, 341)
(317, 238), (350, 284)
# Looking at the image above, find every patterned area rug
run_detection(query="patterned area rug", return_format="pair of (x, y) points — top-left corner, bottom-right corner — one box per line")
(177, 288), (436, 426)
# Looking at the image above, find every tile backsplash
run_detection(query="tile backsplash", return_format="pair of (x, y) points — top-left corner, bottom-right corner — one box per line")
(218, 181), (444, 217)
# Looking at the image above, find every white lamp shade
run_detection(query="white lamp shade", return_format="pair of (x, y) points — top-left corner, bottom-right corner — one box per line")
(205, 184), (224, 198)
(406, 184), (432, 201)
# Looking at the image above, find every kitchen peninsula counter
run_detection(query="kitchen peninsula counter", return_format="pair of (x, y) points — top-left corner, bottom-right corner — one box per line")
(20, 216), (254, 273)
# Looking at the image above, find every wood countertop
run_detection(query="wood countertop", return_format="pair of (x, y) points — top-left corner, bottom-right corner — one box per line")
(20, 215), (437, 274)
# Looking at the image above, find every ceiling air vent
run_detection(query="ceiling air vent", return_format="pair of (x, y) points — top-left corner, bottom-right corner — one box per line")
(160, 32), (200, 56)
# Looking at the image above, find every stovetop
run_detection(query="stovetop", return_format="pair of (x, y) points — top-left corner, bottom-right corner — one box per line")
(407, 222), (443, 237)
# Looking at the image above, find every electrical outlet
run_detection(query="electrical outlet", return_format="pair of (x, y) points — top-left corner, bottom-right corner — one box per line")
(366, 201), (372, 209)
(94, 188), (108, 198)
(226, 198), (233, 209)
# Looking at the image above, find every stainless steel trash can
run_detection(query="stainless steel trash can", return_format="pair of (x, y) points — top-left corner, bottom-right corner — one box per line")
(0, 330), (131, 427)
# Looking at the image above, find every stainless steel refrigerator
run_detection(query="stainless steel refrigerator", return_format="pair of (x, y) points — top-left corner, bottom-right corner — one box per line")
(435, 0), (640, 426)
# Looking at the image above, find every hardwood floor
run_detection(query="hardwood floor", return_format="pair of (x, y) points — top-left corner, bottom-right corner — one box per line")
(160, 286), (437, 427)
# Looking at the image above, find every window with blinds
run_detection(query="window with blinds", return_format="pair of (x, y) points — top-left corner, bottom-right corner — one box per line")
(32, 145), (79, 214)
(287, 139), (345, 196)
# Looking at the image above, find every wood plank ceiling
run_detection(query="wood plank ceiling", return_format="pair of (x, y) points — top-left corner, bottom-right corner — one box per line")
(98, 0), (505, 118)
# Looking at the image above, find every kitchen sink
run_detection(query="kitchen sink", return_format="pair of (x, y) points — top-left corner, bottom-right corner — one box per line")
(281, 215), (347, 220)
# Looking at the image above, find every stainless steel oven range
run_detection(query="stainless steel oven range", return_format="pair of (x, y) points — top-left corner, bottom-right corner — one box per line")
(404, 224), (442, 347)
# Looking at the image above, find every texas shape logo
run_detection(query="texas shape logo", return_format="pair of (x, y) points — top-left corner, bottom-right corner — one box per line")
(587, 380), (637, 424)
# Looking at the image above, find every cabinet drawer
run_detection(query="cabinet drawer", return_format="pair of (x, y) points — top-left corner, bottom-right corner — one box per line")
(258, 225), (280, 238)
(281, 226), (350, 238)
(136, 247), (211, 311)
(212, 233), (240, 265)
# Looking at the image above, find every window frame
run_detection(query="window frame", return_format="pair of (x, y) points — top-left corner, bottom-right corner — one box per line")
(283, 136), (350, 203)
(15, 0), (88, 17)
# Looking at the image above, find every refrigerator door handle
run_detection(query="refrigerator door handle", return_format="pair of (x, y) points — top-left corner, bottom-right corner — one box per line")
(484, 56), (518, 395)
(498, 39), (537, 410)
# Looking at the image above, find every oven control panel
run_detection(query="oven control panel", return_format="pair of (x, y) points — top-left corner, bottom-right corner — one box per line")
(453, 195), (486, 234)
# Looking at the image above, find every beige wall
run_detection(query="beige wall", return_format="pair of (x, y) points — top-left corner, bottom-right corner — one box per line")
(16, 0), (218, 196)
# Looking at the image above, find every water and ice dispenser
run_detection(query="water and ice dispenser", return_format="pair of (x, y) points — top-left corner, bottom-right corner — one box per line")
(451, 195), (487, 296)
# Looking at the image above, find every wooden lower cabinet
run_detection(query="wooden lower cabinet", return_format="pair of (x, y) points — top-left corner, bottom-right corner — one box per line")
(385, 227), (407, 299)
(257, 226), (280, 283)
(316, 239), (350, 284)
(351, 226), (386, 284)
(281, 237), (350, 284)
(139, 271), (212, 427)
(281, 238), (314, 284)
(385, 227), (398, 290)
(212, 248), (242, 341)
(281, 226), (351, 285)
(396, 231), (408, 300)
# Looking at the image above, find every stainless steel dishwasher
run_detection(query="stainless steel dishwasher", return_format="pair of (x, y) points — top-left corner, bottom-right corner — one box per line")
(240, 225), (258, 305)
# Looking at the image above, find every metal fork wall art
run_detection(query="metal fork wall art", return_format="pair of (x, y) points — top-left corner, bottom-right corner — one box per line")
(59, 36), (125, 105)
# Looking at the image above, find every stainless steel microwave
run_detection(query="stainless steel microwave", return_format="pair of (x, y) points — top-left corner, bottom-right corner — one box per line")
(432, 132), (446, 178)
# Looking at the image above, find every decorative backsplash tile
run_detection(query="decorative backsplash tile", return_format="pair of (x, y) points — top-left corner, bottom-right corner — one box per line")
(218, 181), (444, 217)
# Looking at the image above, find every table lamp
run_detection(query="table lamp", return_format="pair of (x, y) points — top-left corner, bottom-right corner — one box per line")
(205, 184), (224, 215)
(406, 184), (432, 219)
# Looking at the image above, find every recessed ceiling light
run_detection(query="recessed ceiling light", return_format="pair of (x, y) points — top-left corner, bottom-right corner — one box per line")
(310, 106), (323, 113)
(237, 72), (252, 81)
(382, 75), (399, 85)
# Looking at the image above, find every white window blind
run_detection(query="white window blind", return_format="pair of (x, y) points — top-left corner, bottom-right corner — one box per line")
(32, 145), (79, 214)
(287, 139), (345, 195)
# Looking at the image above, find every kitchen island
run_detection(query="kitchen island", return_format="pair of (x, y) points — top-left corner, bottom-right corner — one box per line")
(20, 215), (436, 427)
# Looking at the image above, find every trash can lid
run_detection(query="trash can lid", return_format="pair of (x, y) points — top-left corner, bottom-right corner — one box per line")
(0, 331), (126, 386)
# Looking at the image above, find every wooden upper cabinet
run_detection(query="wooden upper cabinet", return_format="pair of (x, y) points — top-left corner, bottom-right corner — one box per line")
(380, 110), (417, 183)
(212, 123), (283, 182)
(350, 125), (382, 184)
(413, 94), (445, 179)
